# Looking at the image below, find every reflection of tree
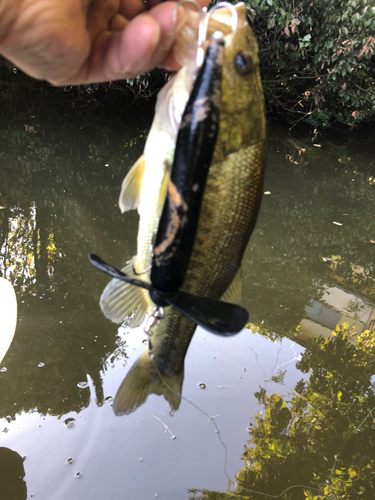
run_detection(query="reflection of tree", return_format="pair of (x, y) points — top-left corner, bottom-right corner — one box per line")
(0, 204), (52, 288)
(0, 89), (151, 419)
(189, 325), (375, 499)
(322, 256), (375, 304)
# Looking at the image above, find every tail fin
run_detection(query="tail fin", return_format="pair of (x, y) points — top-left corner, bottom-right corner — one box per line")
(113, 350), (184, 416)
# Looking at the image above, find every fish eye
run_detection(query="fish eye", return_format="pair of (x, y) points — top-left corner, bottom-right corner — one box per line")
(234, 51), (253, 76)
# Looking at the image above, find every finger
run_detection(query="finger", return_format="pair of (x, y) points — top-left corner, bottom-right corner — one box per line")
(83, 14), (161, 83)
(119, 0), (148, 19)
(97, 2), (187, 80)
(147, 0), (210, 9)
(87, 0), (146, 37)
(109, 14), (129, 32)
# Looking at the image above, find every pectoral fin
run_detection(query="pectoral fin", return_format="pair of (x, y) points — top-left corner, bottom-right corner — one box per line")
(99, 257), (150, 326)
(119, 154), (146, 213)
(113, 350), (183, 416)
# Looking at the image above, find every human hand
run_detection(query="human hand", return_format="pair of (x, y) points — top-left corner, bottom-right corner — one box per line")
(0, 0), (209, 85)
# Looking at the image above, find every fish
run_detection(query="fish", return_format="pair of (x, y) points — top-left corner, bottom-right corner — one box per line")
(98, 2), (267, 414)
(91, 4), (266, 415)
(90, 23), (248, 335)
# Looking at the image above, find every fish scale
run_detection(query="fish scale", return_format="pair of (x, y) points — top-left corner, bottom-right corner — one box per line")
(183, 144), (265, 300)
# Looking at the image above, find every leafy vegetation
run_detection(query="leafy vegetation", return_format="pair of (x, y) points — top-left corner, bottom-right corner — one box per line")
(1, 0), (375, 128)
(243, 0), (375, 127)
(123, 0), (375, 128)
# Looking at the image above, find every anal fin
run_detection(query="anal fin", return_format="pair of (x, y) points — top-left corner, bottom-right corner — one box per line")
(99, 256), (150, 325)
(220, 266), (242, 305)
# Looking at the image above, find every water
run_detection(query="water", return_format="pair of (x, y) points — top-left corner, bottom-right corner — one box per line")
(0, 82), (374, 499)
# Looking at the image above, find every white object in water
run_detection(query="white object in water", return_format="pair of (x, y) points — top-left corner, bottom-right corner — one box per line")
(0, 277), (17, 363)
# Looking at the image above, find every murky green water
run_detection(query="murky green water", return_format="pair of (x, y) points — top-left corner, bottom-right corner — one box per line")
(0, 82), (374, 499)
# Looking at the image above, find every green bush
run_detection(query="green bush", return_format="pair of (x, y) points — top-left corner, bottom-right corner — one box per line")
(242, 0), (375, 127)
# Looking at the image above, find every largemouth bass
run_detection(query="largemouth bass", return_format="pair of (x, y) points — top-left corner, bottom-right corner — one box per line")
(107, 3), (267, 415)
(91, 21), (248, 334)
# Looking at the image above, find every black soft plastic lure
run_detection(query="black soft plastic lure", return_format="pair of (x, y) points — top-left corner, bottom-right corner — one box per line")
(90, 33), (249, 336)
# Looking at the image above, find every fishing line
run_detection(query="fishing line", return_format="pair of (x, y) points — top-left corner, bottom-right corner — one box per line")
(356, 404), (375, 431)
(172, 0), (238, 68)
(145, 320), (319, 499)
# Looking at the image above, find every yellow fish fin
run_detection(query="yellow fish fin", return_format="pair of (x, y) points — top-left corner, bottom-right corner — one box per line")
(99, 257), (150, 325)
(113, 350), (183, 416)
(118, 153), (146, 213)
(220, 266), (242, 305)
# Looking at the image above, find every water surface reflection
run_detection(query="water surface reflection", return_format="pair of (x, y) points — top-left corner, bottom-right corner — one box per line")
(0, 85), (374, 498)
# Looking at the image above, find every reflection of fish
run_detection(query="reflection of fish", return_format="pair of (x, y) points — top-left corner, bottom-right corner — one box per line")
(111, 3), (267, 415)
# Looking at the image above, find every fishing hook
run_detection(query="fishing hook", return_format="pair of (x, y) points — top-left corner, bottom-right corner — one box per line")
(198, 2), (238, 66)
(144, 307), (164, 335)
(202, 1), (238, 40)
(144, 307), (164, 356)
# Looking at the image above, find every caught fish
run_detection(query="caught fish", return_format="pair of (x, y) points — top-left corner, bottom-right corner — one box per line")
(91, 20), (248, 334)
(92, 2), (266, 414)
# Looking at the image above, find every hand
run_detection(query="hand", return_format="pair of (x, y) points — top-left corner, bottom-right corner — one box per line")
(0, 0), (209, 85)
